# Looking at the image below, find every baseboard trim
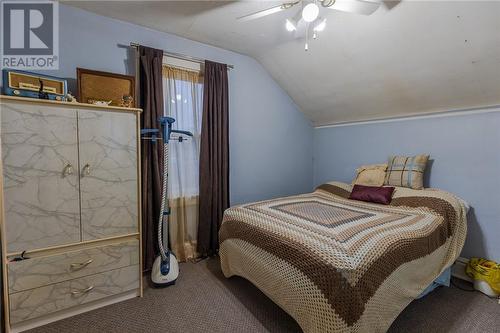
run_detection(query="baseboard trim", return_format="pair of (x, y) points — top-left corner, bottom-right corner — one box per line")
(452, 257), (473, 282)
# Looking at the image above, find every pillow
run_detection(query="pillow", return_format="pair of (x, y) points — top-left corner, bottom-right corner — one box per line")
(352, 164), (387, 187)
(349, 184), (395, 205)
(384, 154), (429, 189)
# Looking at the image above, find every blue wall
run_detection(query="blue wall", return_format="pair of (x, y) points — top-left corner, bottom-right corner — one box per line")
(314, 109), (500, 261)
(11, 4), (313, 205)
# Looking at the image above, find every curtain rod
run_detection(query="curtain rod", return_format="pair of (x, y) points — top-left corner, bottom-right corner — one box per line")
(130, 42), (234, 70)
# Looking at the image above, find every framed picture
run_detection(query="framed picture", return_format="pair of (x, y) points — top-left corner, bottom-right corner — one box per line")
(77, 68), (135, 107)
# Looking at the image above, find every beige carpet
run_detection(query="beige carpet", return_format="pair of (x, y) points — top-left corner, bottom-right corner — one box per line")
(28, 258), (499, 333)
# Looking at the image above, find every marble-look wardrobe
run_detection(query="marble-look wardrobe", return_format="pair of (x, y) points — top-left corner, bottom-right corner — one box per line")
(0, 96), (142, 333)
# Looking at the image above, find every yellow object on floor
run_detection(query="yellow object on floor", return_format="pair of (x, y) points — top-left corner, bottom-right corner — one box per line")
(466, 257), (500, 297)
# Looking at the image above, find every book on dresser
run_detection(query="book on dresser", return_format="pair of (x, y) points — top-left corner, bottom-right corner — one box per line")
(0, 95), (143, 333)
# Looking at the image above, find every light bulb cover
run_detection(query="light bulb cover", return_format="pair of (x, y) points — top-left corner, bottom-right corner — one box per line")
(313, 18), (327, 32)
(302, 3), (319, 22)
(285, 18), (297, 31)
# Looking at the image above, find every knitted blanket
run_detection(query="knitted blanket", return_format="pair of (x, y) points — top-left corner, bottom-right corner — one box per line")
(219, 182), (467, 332)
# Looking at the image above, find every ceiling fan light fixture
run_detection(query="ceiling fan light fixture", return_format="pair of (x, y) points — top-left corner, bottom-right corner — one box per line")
(313, 18), (327, 32)
(302, 3), (319, 22)
(285, 18), (297, 31)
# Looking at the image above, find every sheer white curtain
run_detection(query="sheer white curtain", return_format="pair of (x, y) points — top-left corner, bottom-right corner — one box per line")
(162, 66), (203, 261)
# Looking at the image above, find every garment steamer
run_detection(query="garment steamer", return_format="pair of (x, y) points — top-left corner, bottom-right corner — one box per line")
(141, 117), (193, 287)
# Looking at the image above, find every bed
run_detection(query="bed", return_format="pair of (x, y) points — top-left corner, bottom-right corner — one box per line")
(219, 182), (467, 333)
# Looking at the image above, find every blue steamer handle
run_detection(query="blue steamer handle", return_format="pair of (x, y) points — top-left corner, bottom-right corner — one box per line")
(159, 116), (193, 143)
(141, 117), (193, 143)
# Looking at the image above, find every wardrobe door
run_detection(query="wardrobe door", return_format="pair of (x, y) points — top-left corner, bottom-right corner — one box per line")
(78, 110), (138, 240)
(1, 103), (80, 252)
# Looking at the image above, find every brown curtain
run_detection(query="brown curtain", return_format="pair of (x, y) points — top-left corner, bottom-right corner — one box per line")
(197, 60), (229, 256)
(139, 46), (164, 272)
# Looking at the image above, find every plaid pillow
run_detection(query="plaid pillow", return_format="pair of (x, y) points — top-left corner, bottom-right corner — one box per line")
(384, 155), (429, 189)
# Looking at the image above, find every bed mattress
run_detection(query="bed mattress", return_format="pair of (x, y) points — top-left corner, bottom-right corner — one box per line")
(219, 182), (467, 333)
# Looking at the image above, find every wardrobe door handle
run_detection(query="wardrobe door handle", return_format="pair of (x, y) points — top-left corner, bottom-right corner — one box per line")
(70, 259), (93, 270)
(70, 285), (94, 295)
(62, 164), (74, 177)
(82, 163), (91, 176)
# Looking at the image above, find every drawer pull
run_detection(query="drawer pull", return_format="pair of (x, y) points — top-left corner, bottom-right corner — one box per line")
(70, 259), (93, 270)
(82, 163), (91, 176)
(62, 163), (74, 177)
(70, 285), (94, 295)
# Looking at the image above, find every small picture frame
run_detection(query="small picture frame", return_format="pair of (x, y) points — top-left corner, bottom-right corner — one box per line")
(77, 68), (135, 107)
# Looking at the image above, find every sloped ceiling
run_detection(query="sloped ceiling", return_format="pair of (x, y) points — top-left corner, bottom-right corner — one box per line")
(64, 1), (500, 125)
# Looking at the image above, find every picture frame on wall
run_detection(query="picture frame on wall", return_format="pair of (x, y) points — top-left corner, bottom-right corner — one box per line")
(77, 68), (136, 107)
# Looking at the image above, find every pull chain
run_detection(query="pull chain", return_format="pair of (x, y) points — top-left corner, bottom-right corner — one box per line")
(305, 23), (309, 51)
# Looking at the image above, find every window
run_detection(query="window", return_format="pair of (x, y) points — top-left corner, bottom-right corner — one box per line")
(162, 66), (203, 199)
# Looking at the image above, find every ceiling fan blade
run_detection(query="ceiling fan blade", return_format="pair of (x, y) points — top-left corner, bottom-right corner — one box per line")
(237, 2), (299, 22)
(327, 0), (381, 15)
(237, 4), (285, 21)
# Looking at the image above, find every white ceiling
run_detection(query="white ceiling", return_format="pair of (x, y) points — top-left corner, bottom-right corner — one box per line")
(64, 1), (500, 125)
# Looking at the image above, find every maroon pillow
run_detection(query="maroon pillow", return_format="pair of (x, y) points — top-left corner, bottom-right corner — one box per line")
(349, 184), (395, 205)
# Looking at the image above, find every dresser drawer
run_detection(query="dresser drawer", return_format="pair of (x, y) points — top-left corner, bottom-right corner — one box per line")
(9, 265), (140, 324)
(8, 239), (139, 293)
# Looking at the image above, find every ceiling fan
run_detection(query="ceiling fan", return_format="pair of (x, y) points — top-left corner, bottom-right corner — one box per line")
(237, 0), (382, 50)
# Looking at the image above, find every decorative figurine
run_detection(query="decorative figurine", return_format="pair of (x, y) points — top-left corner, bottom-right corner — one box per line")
(120, 95), (134, 108)
(65, 92), (79, 103)
(88, 99), (112, 106)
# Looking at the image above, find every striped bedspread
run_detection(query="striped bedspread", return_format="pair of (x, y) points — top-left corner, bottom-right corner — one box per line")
(219, 182), (467, 333)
